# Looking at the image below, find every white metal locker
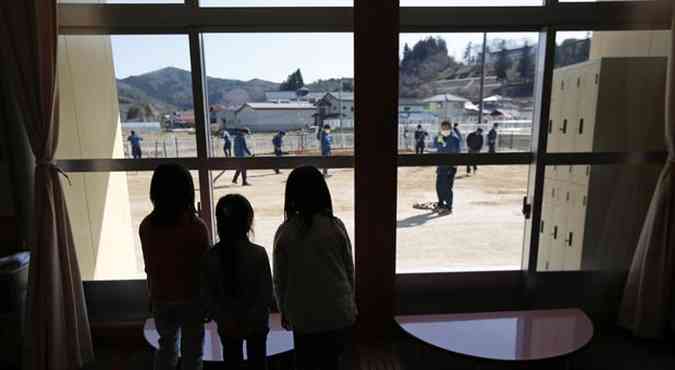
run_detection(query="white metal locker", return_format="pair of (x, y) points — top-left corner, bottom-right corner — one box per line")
(547, 70), (563, 152)
(559, 70), (580, 153)
(563, 184), (587, 271)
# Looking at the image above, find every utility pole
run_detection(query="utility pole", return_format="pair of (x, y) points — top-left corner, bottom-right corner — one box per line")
(478, 32), (488, 127)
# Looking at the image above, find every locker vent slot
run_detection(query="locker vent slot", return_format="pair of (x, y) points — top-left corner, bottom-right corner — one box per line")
(595, 73), (599, 84)
(540, 220), (544, 233)
(549, 120), (553, 134)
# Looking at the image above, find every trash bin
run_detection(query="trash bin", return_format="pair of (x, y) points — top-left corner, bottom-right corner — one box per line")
(0, 251), (30, 370)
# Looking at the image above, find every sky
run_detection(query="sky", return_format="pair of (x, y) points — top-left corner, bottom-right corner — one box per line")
(106, 0), (593, 82)
(99, 0), (554, 5)
(111, 30), (590, 82)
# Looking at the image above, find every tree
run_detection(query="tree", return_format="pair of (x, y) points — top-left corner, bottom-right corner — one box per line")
(517, 42), (534, 81)
(463, 42), (473, 65)
(495, 41), (512, 81)
(279, 68), (305, 91)
(403, 43), (412, 62)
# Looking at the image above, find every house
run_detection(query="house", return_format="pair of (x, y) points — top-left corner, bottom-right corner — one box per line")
(234, 102), (316, 132)
(423, 93), (470, 122)
(265, 90), (327, 104)
(171, 110), (195, 127)
(316, 92), (355, 127)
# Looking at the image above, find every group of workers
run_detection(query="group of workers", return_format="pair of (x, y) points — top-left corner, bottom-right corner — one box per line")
(414, 121), (499, 214)
(220, 124), (334, 185)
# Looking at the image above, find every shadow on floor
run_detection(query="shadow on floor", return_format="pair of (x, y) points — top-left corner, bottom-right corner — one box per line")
(397, 211), (450, 228)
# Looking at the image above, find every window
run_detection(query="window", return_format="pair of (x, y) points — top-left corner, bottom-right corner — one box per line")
(546, 31), (669, 154)
(57, 35), (196, 160)
(396, 32), (538, 273)
(398, 32), (539, 154)
(401, 0), (543, 6)
(200, 0), (352, 6)
(63, 171), (199, 280)
(396, 165), (529, 272)
(537, 163), (662, 272)
(210, 169), (354, 267)
(56, 0), (671, 293)
(202, 33), (354, 158)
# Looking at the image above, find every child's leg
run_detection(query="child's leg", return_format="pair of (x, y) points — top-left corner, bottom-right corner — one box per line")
(245, 334), (268, 370)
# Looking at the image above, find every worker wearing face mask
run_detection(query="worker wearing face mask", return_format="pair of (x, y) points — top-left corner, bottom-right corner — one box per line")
(434, 121), (461, 214)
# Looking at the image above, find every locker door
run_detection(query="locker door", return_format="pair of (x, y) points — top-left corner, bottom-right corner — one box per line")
(576, 63), (599, 152)
(547, 71), (563, 153)
(560, 70), (580, 154)
(564, 184), (588, 270)
(572, 63), (600, 185)
(547, 182), (569, 271)
(537, 187), (551, 271)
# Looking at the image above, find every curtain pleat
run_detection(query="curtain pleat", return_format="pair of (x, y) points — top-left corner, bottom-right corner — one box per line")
(619, 10), (675, 338)
(0, 1), (94, 369)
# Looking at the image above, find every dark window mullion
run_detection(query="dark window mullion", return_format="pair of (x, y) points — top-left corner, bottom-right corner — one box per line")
(189, 31), (215, 239)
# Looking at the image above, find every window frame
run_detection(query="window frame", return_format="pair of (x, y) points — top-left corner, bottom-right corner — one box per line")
(57, 0), (672, 318)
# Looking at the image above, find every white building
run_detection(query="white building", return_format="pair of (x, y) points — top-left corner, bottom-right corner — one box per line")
(235, 102), (316, 132)
(423, 93), (470, 122)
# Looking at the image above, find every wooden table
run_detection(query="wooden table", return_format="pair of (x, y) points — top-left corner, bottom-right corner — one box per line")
(144, 313), (294, 361)
(396, 308), (593, 363)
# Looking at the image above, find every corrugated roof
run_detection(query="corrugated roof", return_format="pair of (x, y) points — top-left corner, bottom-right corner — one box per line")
(423, 93), (470, 103)
(239, 102), (316, 112)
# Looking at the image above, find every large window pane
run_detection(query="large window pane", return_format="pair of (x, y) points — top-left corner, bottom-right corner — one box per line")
(396, 165), (528, 273)
(546, 30), (670, 153)
(537, 164), (662, 272)
(57, 34), (196, 160)
(398, 32), (539, 154)
(401, 0), (542, 5)
(59, 1), (183, 4)
(202, 33), (354, 158)
(65, 171), (200, 280)
(210, 168), (354, 269)
(200, 0), (352, 6)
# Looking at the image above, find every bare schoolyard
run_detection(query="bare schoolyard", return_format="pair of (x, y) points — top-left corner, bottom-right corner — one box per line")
(125, 164), (527, 276)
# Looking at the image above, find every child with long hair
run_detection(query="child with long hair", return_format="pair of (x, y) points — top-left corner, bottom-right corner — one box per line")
(202, 194), (273, 370)
(273, 166), (356, 370)
(140, 163), (209, 370)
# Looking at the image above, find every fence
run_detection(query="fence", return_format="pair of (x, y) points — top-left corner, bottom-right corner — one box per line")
(123, 127), (531, 158)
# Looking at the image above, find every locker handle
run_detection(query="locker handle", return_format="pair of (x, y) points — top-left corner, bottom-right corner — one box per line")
(548, 120), (553, 134)
(579, 118), (584, 134)
(552, 225), (558, 239)
(540, 220), (544, 233)
(561, 119), (568, 134)
(522, 196), (532, 219)
(565, 232), (574, 247)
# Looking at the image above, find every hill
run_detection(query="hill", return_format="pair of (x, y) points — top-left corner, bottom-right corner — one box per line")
(116, 67), (279, 121)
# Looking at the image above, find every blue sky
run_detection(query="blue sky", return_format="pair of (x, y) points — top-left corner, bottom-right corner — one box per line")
(103, 0), (551, 5)
(111, 30), (589, 82)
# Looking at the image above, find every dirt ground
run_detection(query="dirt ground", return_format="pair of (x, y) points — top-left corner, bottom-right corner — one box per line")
(124, 165), (528, 276)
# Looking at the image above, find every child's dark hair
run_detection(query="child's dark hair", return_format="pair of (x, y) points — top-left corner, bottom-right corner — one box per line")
(284, 166), (334, 226)
(215, 194), (254, 242)
(215, 194), (254, 297)
(149, 163), (195, 225)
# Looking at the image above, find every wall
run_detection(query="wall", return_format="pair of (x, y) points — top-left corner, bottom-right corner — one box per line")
(57, 35), (139, 280)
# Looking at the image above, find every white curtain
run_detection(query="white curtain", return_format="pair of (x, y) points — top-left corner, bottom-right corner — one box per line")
(619, 10), (675, 338)
(0, 1), (95, 369)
